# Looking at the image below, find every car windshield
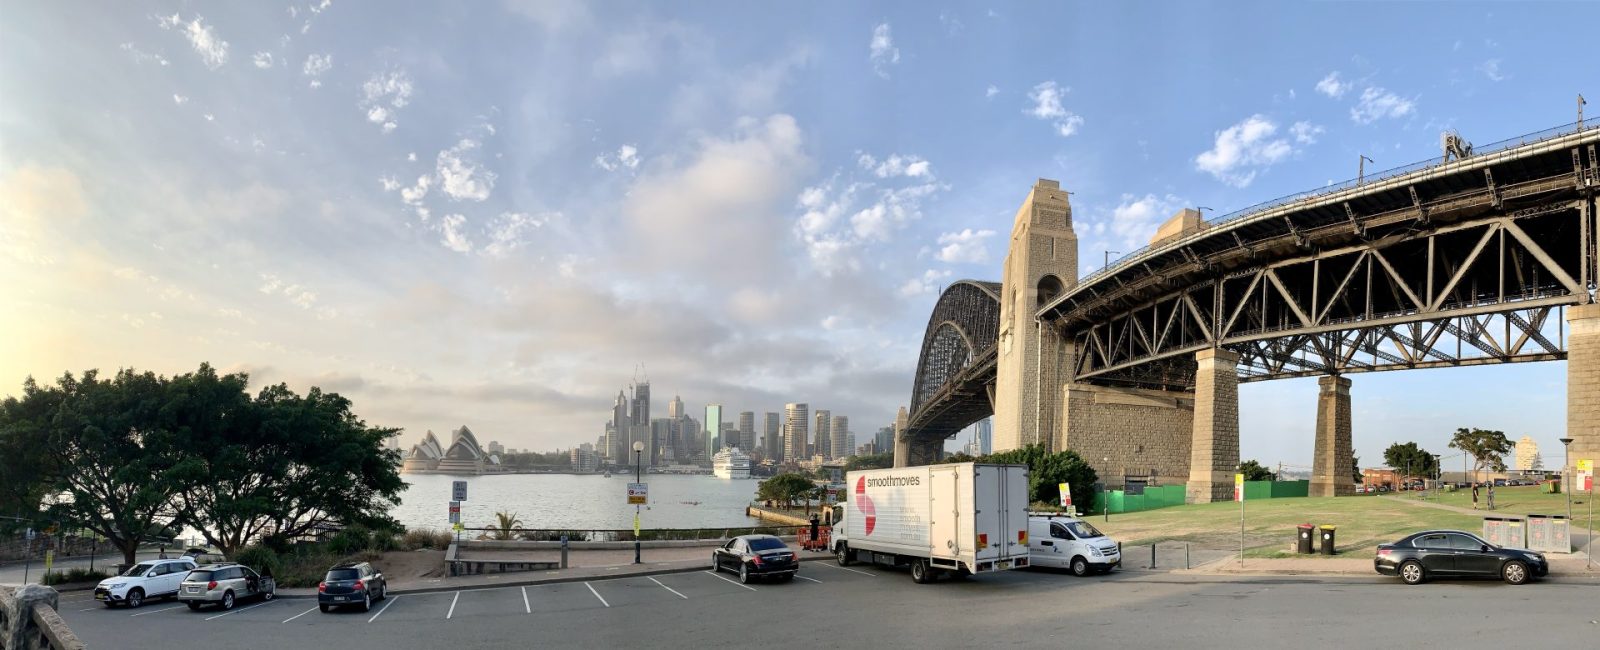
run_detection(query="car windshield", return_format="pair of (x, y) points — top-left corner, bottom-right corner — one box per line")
(748, 538), (788, 551)
(122, 563), (154, 577)
(1065, 521), (1104, 539)
(185, 570), (214, 582)
(327, 568), (361, 581)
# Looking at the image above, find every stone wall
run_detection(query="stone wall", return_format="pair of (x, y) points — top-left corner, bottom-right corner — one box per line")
(1310, 376), (1355, 496)
(1059, 383), (1194, 487)
(1187, 349), (1240, 503)
(0, 585), (84, 650)
(1568, 304), (1600, 467)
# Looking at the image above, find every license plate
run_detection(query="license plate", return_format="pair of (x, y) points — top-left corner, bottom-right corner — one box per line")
(334, 596), (347, 601)
(95, 594), (107, 600)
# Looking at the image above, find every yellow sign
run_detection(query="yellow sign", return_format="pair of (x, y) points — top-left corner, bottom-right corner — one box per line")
(44, 550), (53, 573)
(452, 522), (464, 533)
(1578, 459), (1593, 472)
(1234, 473), (1245, 502)
(633, 512), (640, 535)
(1058, 482), (1072, 507)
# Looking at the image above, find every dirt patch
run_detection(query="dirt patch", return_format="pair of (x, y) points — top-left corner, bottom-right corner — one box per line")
(372, 549), (445, 584)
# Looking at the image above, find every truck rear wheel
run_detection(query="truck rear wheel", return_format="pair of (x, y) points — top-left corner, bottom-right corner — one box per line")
(911, 559), (931, 584)
(836, 543), (852, 566)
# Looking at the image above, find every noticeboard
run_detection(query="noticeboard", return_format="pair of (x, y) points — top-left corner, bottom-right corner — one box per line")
(627, 483), (649, 505)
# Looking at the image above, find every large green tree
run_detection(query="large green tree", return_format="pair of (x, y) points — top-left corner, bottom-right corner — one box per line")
(846, 453), (893, 471)
(1237, 459), (1277, 482)
(973, 445), (1099, 509)
(0, 382), (64, 529)
(757, 473), (816, 510)
(1382, 442), (1438, 478)
(1448, 427), (1513, 480)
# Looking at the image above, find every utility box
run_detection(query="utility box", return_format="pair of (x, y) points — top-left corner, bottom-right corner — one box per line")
(1482, 517), (1505, 546)
(1297, 524), (1315, 554)
(1526, 514), (1572, 553)
(1503, 518), (1526, 548)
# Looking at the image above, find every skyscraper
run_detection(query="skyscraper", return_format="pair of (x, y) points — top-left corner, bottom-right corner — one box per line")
(611, 391), (629, 462)
(704, 404), (723, 465)
(830, 415), (849, 460)
(975, 417), (993, 456)
(814, 410), (832, 461)
(631, 380), (651, 425)
(763, 412), (781, 460)
(721, 422), (736, 451)
(784, 403), (809, 463)
(875, 426), (894, 455)
(737, 412), (754, 450)
(651, 418), (672, 465)
(668, 394), (684, 419)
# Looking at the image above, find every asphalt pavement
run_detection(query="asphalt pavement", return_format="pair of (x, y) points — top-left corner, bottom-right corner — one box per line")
(51, 559), (1600, 648)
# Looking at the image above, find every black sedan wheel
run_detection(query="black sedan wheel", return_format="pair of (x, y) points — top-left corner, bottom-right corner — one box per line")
(1399, 560), (1425, 585)
(738, 563), (750, 584)
(1502, 560), (1529, 585)
(711, 553), (720, 572)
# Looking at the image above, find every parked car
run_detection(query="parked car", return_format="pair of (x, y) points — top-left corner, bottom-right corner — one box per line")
(178, 563), (275, 610)
(1375, 530), (1548, 585)
(94, 558), (197, 608)
(181, 547), (227, 564)
(711, 534), (798, 584)
(1026, 513), (1120, 576)
(318, 561), (388, 612)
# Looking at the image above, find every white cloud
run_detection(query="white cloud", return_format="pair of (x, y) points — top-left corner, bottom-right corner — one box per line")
(440, 214), (473, 253)
(482, 211), (548, 258)
(360, 70), (413, 133)
(1194, 114), (1293, 187)
(257, 272), (319, 310)
(1349, 87), (1415, 124)
(869, 23), (899, 78)
(849, 182), (940, 241)
(172, 94), (188, 105)
(899, 269), (952, 296)
(156, 13), (229, 69)
(594, 144), (641, 171)
(1315, 71), (1351, 98)
(856, 153), (931, 179)
(1026, 81), (1084, 137)
(400, 175), (431, 205)
(1289, 121), (1323, 145)
(1107, 193), (1185, 249)
(934, 228), (995, 264)
(379, 176), (401, 192)
(120, 42), (170, 66)
(303, 54), (332, 81)
(985, 85), (998, 99)
(435, 139), (497, 202)
(252, 51), (274, 68)
(203, 113), (215, 121)
(1478, 59), (1507, 82)
(407, 152), (417, 162)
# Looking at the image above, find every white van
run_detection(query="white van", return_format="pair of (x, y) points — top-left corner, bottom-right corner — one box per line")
(1026, 513), (1120, 576)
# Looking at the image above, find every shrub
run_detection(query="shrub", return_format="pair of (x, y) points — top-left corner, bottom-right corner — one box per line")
(400, 528), (455, 550)
(328, 525), (372, 556)
(41, 567), (110, 585)
(234, 545), (282, 579)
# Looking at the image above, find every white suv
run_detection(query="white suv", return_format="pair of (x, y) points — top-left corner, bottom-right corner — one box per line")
(94, 558), (197, 608)
(1026, 513), (1121, 576)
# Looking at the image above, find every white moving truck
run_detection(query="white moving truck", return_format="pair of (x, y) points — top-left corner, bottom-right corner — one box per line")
(829, 462), (1030, 583)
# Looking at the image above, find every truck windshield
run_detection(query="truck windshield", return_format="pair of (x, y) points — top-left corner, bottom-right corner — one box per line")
(1064, 521), (1104, 539)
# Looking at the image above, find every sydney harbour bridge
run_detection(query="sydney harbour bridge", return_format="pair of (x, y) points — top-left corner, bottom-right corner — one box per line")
(897, 121), (1600, 502)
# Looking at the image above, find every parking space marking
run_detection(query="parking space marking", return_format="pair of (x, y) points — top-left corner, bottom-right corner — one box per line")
(282, 606), (317, 624)
(795, 575), (823, 584)
(648, 577), (688, 599)
(129, 604), (184, 617)
(702, 571), (758, 592)
(76, 607), (102, 612)
(205, 600), (275, 621)
(368, 595), (398, 623)
(584, 582), (610, 607)
(521, 586), (530, 613)
(445, 592), (460, 619)
(815, 563), (877, 577)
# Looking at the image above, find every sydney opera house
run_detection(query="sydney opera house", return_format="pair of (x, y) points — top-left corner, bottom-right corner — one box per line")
(401, 425), (503, 475)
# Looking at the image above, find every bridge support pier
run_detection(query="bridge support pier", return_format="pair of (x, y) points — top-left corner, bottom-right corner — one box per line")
(1309, 376), (1355, 497)
(1186, 348), (1240, 503)
(1568, 304), (1600, 469)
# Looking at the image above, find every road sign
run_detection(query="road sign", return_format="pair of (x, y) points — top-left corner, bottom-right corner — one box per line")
(452, 480), (468, 502)
(1580, 459), (1594, 472)
(452, 522), (464, 533)
(449, 501), (461, 524)
(44, 550), (53, 573)
(627, 483), (649, 505)
(1234, 473), (1245, 502)
(1059, 482), (1072, 508)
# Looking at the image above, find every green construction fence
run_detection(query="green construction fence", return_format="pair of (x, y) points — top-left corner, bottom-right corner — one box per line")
(1092, 480), (1309, 514)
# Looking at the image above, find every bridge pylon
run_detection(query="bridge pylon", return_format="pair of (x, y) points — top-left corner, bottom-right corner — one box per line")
(994, 178), (1078, 453)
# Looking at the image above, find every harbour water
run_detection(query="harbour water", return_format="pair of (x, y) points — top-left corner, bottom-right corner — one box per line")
(392, 473), (764, 532)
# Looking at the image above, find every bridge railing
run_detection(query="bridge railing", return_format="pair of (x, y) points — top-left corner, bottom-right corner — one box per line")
(1075, 120), (1600, 289)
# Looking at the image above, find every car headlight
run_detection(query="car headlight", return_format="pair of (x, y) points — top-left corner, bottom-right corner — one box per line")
(1523, 552), (1543, 562)
(1088, 547), (1103, 556)
(106, 583), (126, 589)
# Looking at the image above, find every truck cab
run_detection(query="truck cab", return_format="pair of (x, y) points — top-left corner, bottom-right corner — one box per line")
(1026, 513), (1120, 576)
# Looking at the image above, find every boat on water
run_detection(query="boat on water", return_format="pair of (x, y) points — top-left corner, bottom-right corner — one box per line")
(712, 447), (752, 479)
(603, 470), (612, 478)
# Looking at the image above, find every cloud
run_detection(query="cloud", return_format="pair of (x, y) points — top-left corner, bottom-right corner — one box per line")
(257, 272), (320, 310)
(360, 70), (413, 133)
(1314, 71), (1351, 98)
(120, 42), (170, 66)
(899, 269), (952, 296)
(172, 94), (188, 105)
(985, 85), (998, 99)
(156, 13), (229, 69)
(440, 214), (473, 253)
(1107, 193), (1186, 249)
(482, 211), (548, 258)
(303, 54), (333, 85)
(252, 51), (274, 68)
(399, 174), (431, 206)
(1289, 121), (1323, 145)
(856, 153), (931, 179)
(435, 139), (497, 202)
(1026, 81), (1084, 137)
(379, 176), (401, 192)
(594, 144), (641, 171)
(1194, 114), (1293, 188)
(1349, 87), (1415, 124)
(934, 229), (995, 264)
(869, 23), (899, 78)
(1478, 59), (1507, 82)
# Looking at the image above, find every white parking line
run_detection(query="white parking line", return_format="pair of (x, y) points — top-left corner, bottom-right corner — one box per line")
(204, 600), (274, 621)
(521, 586), (530, 613)
(77, 607), (102, 612)
(130, 604), (184, 617)
(445, 592), (460, 619)
(815, 562), (876, 577)
(648, 576), (688, 599)
(282, 606), (317, 624)
(367, 595), (398, 623)
(795, 575), (823, 583)
(584, 582), (610, 607)
(702, 570), (759, 592)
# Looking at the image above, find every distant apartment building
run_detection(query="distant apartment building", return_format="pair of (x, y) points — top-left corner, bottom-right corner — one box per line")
(784, 403), (809, 463)
(651, 418), (673, 465)
(844, 432), (856, 459)
(830, 415), (849, 460)
(668, 394), (684, 419)
(763, 412), (781, 461)
(875, 426), (894, 455)
(486, 440), (505, 456)
(1514, 435), (1542, 471)
(738, 411), (755, 450)
(814, 410), (832, 461)
(571, 444), (599, 472)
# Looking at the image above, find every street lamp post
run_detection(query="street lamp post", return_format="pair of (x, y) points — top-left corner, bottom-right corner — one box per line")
(633, 440), (645, 565)
(1560, 438), (1573, 526)
(1103, 457), (1111, 522)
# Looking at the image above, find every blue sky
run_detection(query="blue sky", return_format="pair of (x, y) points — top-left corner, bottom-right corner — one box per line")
(1, 1), (1593, 469)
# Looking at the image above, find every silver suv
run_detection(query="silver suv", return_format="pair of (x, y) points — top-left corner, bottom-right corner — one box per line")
(178, 563), (275, 611)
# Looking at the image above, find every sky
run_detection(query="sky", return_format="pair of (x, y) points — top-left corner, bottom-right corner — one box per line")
(1, 1), (1594, 470)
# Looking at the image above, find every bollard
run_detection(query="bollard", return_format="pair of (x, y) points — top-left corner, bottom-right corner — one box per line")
(1150, 543), (1156, 569)
(1186, 543), (1191, 569)
(560, 535), (569, 569)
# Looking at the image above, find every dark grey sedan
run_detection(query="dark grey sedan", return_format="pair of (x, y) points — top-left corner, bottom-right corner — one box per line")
(1375, 530), (1548, 585)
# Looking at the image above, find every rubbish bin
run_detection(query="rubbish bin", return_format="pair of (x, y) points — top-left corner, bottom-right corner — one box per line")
(1318, 525), (1337, 555)
(1297, 524), (1315, 554)
(1482, 517), (1505, 547)
(1504, 518), (1525, 548)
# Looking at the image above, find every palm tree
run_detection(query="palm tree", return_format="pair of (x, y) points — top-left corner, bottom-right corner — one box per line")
(493, 511), (523, 540)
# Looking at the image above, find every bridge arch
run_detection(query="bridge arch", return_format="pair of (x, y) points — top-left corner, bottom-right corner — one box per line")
(904, 281), (1003, 453)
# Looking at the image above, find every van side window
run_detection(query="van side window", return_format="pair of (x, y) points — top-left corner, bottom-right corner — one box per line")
(1051, 523), (1073, 540)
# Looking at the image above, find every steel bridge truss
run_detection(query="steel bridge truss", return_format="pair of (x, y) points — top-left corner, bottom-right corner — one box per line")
(1072, 198), (1595, 389)
(906, 281), (1002, 441)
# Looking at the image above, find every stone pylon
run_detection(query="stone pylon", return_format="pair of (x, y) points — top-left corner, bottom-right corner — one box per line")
(1186, 348), (1240, 503)
(994, 178), (1078, 453)
(892, 406), (910, 468)
(1568, 304), (1600, 473)
(1309, 376), (1354, 497)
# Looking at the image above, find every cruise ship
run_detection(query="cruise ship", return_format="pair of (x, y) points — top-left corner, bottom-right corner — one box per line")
(712, 447), (752, 479)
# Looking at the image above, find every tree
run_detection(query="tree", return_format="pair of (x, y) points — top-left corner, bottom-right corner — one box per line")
(1352, 454), (1362, 483)
(0, 382), (64, 529)
(493, 511), (523, 540)
(980, 445), (1098, 509)
(1382, 442), (1438, 478)
(757, 473), (816, 511)
(846, 453), (892, 471)
(1237, 459), (1276, 482)
(1448, 427), (1514, 481)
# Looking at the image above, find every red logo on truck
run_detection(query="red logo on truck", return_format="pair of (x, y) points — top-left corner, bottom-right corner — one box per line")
(854, 476), (876, 535)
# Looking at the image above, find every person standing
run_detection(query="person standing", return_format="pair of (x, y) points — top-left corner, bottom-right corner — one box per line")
(809, 512), (820, 544)
(1471, 483), (1480, 510)
(1486, 482), (1496, 510)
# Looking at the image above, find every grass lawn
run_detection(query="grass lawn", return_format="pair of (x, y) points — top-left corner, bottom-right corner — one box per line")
(1092, 493), (1486, 558)
(1407, 485), (1597, 527)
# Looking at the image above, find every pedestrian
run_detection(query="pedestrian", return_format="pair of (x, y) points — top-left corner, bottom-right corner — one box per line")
(158, 544), (167, 559)
(1471, 483), (1480, 509)
(1487, 483), (1496, 510)
(809, 512), (820, 544)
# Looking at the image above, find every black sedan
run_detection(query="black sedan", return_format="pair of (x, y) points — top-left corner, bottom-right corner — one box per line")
(1375, 530), (1548, 585)
(711, 535), (798, 584)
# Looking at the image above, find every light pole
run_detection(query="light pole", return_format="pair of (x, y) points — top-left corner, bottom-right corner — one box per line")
(1103, 457), (1111, 522)
(1560, 438), (1573, 526)
(1104, 251), (1122, 270)
(1358, 155), (1374, 185)
(633, 440), (645, 565)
